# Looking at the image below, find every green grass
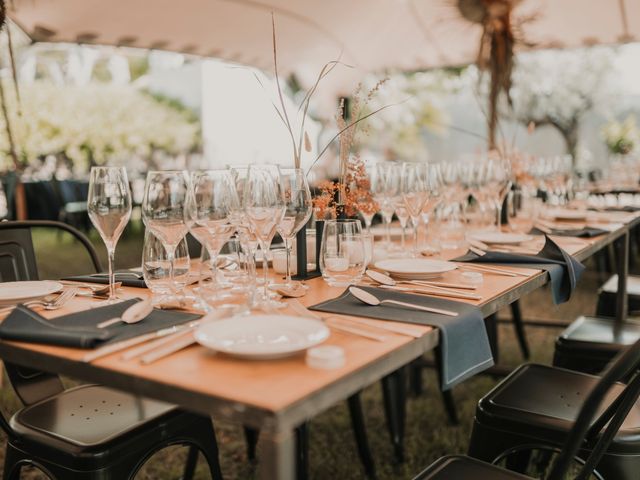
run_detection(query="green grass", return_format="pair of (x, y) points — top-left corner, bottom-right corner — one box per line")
(0, 227), (606, 479)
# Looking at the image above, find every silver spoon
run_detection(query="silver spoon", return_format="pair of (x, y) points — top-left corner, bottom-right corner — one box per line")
(97, 299), (154, 329)
(365, 269), (477, 291)
(348, 286), (458, 317)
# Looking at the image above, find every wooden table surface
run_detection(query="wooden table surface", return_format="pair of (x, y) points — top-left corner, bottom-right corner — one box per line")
(0, 217), (638, 479)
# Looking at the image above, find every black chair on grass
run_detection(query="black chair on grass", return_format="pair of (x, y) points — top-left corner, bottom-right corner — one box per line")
(466, 339), (640, 478)
(0, 220), (223, 479)
(414, 337), (640, 479)
(553, 274), (640, 375)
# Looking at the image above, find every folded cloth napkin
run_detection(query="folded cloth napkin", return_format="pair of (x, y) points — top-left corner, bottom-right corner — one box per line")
(531, 226), (609, 238)
(63, 271), (146, 288)
(0, 299), (200, 349)
(456, 236), (585, 304)
(310, 286), (493, 391)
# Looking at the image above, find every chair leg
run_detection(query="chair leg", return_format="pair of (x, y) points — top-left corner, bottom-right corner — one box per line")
(243, 426), (260, 462)
(347, 393), (377, 479)
(510, 301), (530, 360)
(295, 422), (309, 480)
(381, 369), (405, 463)
(182, 445), (200, 480)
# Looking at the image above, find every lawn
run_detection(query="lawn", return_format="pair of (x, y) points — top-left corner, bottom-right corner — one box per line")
(0, 225), (609, 479)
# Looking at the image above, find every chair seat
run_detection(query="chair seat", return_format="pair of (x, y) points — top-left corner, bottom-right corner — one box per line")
(11, 384), (176, 448)
(413, 455), (533, 480)
(559, 316), (640, 350)
(8, 384), (193, 470)
(477, 364), (640, 454)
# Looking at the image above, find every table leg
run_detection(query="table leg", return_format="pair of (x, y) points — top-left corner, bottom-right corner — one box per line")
(258, 427), (296, 480)
(615, 232), (629, 326)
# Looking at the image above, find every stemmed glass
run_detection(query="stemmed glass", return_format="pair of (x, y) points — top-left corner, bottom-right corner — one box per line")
(275, 168), (313, 288)
(243, 165), (286, 305)
(401, 162), (430, 257)
(87, 166), (132, 302)
(485, 156), (513, 230)
(141, 171), (190, 294)
(370, 162), (396, 249)
(421, 162), (443, 254)
(185, 170), (238, 294)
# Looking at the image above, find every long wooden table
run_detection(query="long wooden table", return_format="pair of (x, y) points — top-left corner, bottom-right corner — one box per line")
(0, 216), (639, 479)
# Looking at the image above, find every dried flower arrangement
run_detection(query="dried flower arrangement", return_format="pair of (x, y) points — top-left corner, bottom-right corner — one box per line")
(311, 81), (387, 219)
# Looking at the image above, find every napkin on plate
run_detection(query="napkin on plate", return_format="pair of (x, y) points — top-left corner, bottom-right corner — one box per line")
(0, 299), (200, 349)
(456, 236), (585, 304)
(310, 286), (493, 391)
(62, 271), (147, 288)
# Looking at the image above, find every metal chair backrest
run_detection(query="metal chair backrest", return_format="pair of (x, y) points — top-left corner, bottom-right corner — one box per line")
(0, 220), (102, 405)
(547, 338), (640, 480)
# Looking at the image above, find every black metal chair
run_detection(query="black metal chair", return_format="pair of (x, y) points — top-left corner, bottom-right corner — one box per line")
(553, 275), (640, 375)
(0, 220), (223, 479)
(466, 339), (640, 479)
(416, 337), (640, 479)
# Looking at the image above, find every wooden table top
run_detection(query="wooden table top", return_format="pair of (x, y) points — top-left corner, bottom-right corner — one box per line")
(0, 220), (636, 422)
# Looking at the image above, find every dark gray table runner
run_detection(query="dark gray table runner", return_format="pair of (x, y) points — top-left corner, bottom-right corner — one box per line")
(63, 271), (147, 288)
(456, 236), (585, 304)
(309, 286), (493, 391)
(0, 299), (199, 349)
(531, 226), (608, 238)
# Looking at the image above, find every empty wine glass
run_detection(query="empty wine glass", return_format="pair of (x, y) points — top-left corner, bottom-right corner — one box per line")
(401, 162), (430, 257)
(275, 168), (312, 288)
(87, 166), (132, 302)
(421, 162), (443, 255)
(185, 170), (238, 296)
(142, 170), (190, 294)
(243, 165), (285, 305)
(485, 156), (513, 230)
(370, 162), (396, 249)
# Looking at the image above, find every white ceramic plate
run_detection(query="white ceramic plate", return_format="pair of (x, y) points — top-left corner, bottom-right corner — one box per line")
(375, 259), (457, 278)
(0, 280), (63, 306)
(470, 232), (533, 245)
(195, 315), (330, 360)
(544, 208), (588, 221)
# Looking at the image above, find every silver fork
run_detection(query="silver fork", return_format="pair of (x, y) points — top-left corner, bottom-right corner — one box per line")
(0, 287), (79, 314)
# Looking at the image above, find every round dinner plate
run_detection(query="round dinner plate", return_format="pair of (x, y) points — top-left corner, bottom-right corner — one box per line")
(374, 259), (457, 279)
(544, 208), (588, 221)
(0, 280), (63, 306)
(470, 232), (533, 245)
(195, 315), (330, 360)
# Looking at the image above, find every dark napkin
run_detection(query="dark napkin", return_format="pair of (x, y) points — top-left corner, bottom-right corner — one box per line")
(455, 236), (585, 304)
(0, 299), (200, 349)
(309, 286), (493, 391)
(63, 271), (147, 288)
(531, 226), (608, 238)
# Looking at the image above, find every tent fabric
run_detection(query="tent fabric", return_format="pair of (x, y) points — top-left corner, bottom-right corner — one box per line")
(8, 0), (639, 85)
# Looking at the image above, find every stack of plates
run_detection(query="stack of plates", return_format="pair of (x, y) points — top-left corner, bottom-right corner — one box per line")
(374, 259), (457, 280)
(0, 280), (62, 307)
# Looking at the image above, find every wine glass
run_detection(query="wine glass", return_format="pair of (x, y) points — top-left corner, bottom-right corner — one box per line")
(486, 156), (513, 230)
(142, 230), (190, 301)
(370, 162), (396, 249)
(401, 162), (430, 257)
(185, 170), (238, 295)
(420, 162), (443, 255)
(243, 165), (285, 305)
(275, 168), (312, 288)
(141, 170), (190, 294)
(87, 166), (132, 302)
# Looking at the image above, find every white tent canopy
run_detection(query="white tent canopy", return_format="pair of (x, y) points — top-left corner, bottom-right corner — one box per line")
(8, 0), (640, 95)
